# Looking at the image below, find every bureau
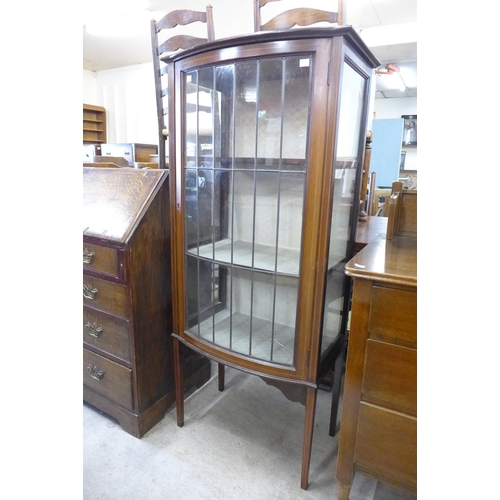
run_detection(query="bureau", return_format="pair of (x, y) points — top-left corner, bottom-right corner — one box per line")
(83, 167), (210, 437)
(336, 183), (417, 498)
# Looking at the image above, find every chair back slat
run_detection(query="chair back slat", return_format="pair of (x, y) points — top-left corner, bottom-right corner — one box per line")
(254, 0), (345, 32)
(150, 6), (215, 170)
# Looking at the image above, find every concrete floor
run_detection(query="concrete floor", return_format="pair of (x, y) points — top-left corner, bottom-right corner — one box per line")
(83, 365), (416, 499)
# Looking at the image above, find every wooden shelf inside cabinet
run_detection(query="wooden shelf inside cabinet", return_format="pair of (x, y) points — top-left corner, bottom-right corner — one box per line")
(83, 104), (107, 144)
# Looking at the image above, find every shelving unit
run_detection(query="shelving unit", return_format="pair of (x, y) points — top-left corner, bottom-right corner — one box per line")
(83, 104), (107, 144)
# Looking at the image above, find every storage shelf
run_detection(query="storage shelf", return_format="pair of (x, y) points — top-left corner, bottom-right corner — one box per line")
(195, 310), (295, 366)
(83, 104), (107, 144)
(189, 239), (300, 276)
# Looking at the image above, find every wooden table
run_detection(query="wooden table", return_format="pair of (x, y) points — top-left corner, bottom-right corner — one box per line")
(336, 235), (417, 498)
(355, 216), (388, 253)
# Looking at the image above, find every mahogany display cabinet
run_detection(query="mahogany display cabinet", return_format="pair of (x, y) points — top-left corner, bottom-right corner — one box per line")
(163, 27), (379, 488)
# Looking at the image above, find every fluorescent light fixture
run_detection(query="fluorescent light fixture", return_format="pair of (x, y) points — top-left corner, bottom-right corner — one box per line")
(83, 0), (148, 25)
(396, 74), (406, 92)
(399, 66), (417, 88)
(359, 23), (417, 47)
(85, 9), (164, 38)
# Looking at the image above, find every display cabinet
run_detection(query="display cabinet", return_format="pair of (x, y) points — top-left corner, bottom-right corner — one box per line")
(164, 27), (379, 489)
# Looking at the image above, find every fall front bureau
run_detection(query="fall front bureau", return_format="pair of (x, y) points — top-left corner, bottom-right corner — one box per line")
(83, 167), (210, 437)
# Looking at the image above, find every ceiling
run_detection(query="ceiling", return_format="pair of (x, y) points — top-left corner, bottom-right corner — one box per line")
(83, 0), (417, 99)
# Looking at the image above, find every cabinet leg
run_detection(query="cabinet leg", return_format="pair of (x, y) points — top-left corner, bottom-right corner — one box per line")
(300, 387), (317, 490)
(173, 337), (184, 427)
(337, 482), (351, 500)
(329, 344), (346, 436)
(218, 362), (225, 392)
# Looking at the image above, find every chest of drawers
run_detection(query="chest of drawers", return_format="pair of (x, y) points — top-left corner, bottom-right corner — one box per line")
(83, 167), (210, 437)
(336, 235), (417, 498)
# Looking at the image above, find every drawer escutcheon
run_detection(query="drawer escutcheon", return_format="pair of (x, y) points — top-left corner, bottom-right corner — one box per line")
(83, 284), (98, 300)
(85, 322), (103, 338)
(83, 248), (95, 264)
(87, 364), (104, 381)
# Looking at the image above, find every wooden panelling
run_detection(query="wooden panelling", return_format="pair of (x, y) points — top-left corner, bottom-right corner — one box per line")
(362, 339), (416, 416)
(355, 402), (417, 491)
(83, 275), (128, 319)
(83, 243), (121, 279)
(83, 308), (131, 363)
(83, 349), (133, 411)
(369, 286), (416, 344)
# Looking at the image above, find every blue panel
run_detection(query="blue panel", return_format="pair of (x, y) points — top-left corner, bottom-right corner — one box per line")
(371, 119), (403, 188)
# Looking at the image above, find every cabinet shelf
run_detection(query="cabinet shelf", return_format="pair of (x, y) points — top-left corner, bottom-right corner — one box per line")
(83, 104), (107, 144)
(189, 239), (300, 276)
(196, 310), (295, 366)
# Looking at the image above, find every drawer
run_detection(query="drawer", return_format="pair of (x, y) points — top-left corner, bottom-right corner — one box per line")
(83, 348), (133, 411)
(355, 402), (417, 490)
(83, 308), (131, 363)
(369, 285), (416, 344)
(83, 275), (128, 318)
(362, 339), (416, 416)
(83, 243), (122, 279)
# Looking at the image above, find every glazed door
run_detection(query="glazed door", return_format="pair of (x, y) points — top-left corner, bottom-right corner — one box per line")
(320, 56), (373, 360)
(181, 54), (314, 370)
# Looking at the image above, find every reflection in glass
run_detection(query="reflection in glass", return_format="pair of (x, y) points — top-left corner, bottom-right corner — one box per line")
(320, 62), (366, 357)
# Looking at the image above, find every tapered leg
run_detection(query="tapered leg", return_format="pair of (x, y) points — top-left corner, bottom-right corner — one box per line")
(329, 344), (346, 436)
(337, 482), (351, 500)
(173, 337), (185, 427)
(218, 362), (225, 392)
(300, 387), (317, 490)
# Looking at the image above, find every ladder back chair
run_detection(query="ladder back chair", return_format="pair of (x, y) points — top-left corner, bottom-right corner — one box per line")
(150, 6), (215, 169)
(254, 0), (345, 32)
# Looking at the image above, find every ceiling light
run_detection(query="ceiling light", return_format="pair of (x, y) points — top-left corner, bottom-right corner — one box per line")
(359, 23), (417, 47)
(83, 0), (148, 25)
(85, 9), (163, 38)
(399, 66), (417, 88)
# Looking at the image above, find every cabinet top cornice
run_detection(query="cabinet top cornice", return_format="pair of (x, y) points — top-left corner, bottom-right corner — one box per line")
(161, 26), (380, 68)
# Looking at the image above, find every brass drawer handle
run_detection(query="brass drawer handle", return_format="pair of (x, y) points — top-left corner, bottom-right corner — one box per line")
(83, 284), (98, 300)
(83, 248), (95, 264)
(87, 364), (104, 381)
(85, 322), (103, 338)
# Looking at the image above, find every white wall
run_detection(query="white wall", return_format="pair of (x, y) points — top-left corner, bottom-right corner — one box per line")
(83, 64), (158, 145)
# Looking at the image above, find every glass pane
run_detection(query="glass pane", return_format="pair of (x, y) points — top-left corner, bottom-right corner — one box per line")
(213, 170), (232, 262)
(320, 62), (366, 357)
(229, 267), (253, 356)
(185, 168), (198, 249)
(276, 172), (305, 275)
(234, 61), (257, 165)
(272, 275), (298, 364)
(257, 58), (283, 166)
(282, 56), (311, 165)
(215, 65), (234, 165)
(197, 67), (214, 160)
(231, 171), (255, 268)
(185, 71), (198, 163)
(254, 172), (279, 270)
